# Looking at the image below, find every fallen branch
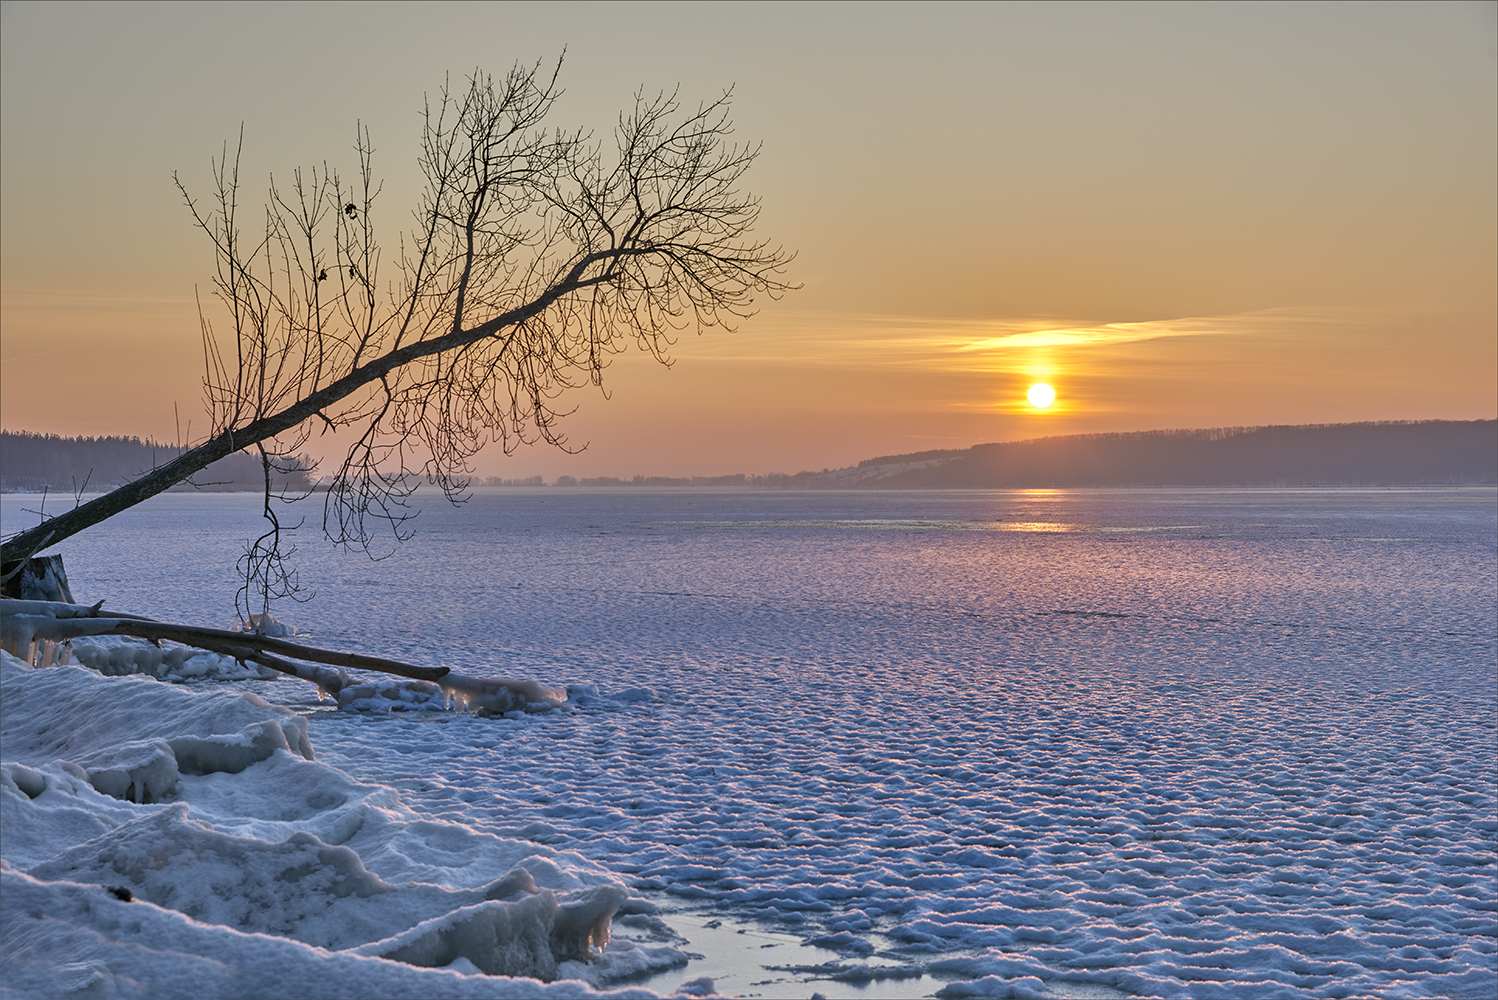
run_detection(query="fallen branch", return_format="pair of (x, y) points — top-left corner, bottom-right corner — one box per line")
(0, 601), (574, 715)
(108, 620), (449, 683)
(1, 599), (448, 689)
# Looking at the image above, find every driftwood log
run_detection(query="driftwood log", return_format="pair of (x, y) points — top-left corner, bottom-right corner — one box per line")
(0, 599), (448, 694)
(2, 598), (567, 714)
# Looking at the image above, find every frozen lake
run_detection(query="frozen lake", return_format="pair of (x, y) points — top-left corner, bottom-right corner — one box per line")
(3, 487), (1495, 998)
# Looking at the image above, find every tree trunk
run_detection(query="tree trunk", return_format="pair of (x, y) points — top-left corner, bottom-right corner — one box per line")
(0, 281), (565, 568)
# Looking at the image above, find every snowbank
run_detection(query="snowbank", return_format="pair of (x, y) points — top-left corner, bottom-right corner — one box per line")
(0, 651), (686, 997)
(0, 866), (676, 1000)
(2, 654), (312, 803)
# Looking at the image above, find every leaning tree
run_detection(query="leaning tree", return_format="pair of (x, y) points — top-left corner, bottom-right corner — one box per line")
(0, 59), (794, 617)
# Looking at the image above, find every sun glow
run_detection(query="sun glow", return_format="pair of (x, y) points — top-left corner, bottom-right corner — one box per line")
(1027, 383), (1055, 408)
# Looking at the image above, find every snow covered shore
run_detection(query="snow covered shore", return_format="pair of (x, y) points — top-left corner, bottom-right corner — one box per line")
(0, 650), (690, 999)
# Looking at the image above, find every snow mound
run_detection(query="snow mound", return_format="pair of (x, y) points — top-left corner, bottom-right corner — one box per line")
(2, 653), (312, 806)
(359, 884), (627, 981)
(240, 611), (293, 636)
(565, 683), (656, 710)
(2, 652), (311, 804)
(70, 634), (280, 681)
(0, 649), (682, 996)
(935, 976), (1049, 999)
(28, 803), (632, 969)
(0, 867), (657, 1000)
(336, 675), (569, 715)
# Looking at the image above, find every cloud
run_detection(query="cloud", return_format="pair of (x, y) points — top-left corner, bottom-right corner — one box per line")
(956, 316), (1233, 352)
(673, 305), (1392, 373)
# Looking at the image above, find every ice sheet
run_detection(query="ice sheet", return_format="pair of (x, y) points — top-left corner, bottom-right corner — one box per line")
(4, 487), (1494, 998)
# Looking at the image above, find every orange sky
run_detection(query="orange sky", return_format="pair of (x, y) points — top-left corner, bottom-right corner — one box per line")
(2, 1), (1494, 479)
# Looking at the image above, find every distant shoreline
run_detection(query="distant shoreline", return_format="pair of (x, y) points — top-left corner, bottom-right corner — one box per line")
(3, 419), (1493, 492)
(456, 420), (1498, 489)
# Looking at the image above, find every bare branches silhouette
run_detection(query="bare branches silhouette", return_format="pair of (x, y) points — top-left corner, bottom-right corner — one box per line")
(1, 57), (795, 610)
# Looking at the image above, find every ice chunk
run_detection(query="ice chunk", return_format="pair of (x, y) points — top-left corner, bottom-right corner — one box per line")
(336, 678), (448, 713)
(359, 883), (626, 981)
(935, 976), (1049, 999)
(367, 895), (563, 976)
(80, 738), (179, 804)
(241, 612), (292, 636)
(441, 673), (568, 714)
(551, 885), (628, 963)
(440, 673), (568, 714)
(335, 673), (568, 715)
(485, 867), (540, 901)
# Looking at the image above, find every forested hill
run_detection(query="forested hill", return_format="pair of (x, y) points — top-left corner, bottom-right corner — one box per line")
(0, 432), (314, 493)
(807, 420), (1498, 488)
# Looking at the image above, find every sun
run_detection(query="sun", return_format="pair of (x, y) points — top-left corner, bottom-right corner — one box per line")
(1027, 383), (1055, 408)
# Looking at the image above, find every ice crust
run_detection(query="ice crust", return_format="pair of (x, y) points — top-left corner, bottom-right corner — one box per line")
(301, 488), (1495, 1000)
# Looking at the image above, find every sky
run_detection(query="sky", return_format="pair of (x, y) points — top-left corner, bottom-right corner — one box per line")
(2, 1), (1494, 479)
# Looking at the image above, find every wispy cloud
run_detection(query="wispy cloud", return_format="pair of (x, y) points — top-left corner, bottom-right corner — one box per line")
(678, 305), (1386, 372)
(956, 315), (1235, 352)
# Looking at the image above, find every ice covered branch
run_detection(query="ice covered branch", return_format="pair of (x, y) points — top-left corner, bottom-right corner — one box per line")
(0, 599), (446, 690)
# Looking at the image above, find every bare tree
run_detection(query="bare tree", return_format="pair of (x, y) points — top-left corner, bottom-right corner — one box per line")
(0, 59), (794, 606)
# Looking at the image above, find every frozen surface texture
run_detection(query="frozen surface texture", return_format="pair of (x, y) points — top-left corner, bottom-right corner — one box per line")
(3, 487), (1495, 998)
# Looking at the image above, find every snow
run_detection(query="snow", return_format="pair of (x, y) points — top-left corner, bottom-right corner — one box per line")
(0, 649), (690, 997)
(71, 634), (281, 681)
(2, 487), (1494, 998)
(0, 865), (674, 1000)
(329, 675), (569, 715)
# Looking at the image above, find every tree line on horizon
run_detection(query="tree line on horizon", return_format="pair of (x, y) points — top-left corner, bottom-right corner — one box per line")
(487, 420), (1497, 488)
(3, 420), (1492, 494)
(849, 420), (1497, 488)
(0, 432), (314, 494)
